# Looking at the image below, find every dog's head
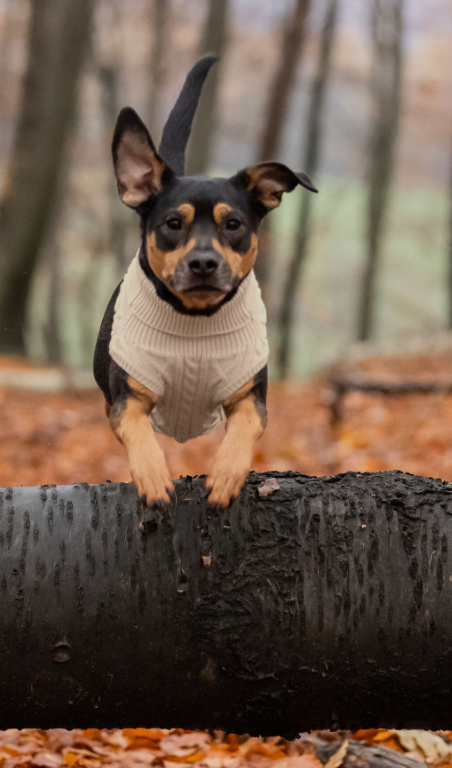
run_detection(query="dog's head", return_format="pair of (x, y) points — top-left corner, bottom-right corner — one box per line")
(112, 107), (317, 313)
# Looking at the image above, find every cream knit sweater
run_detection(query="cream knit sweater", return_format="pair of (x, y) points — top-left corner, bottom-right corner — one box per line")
(110, 253), (269, 443)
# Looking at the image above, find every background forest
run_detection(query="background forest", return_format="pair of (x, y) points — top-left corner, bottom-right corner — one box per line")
(1, 0), (452, 489)
(1, 0), (450, 381)
(2, 0), (452, 748)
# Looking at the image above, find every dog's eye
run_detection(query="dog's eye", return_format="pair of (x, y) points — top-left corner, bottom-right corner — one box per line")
(166, 218), (182, 230)
(225, 219), (241, 231)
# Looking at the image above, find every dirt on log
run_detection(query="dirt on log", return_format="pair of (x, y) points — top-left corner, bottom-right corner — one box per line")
(1, 470), (452, 733)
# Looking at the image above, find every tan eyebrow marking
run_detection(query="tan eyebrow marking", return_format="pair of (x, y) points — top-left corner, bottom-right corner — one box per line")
(213, 202), (232, 225)
(177, 203), (195, 224)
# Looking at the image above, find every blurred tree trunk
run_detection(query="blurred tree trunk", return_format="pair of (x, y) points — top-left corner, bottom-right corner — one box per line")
(0, 0), (94, 356)
(43, 240), (63, 365)
(99, 65), (132, 275)
(147, 0), (169, 137)
(41, 163), (70, 366)
(277, 0), (339, 380)
(255, 0), (311, 295)
(185, 0), (229, 176)
(258, 0), (311, 164)
(357, 0), (404, 341)
(0, 0), (13, 155)
(449, 139), (452, 329)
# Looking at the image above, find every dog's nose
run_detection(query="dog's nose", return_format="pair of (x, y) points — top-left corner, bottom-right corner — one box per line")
(188, 252), (219, 277)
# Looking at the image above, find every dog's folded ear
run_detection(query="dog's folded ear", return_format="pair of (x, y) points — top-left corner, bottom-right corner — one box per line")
(230, 162), (318, 213)
(112, 107), (175, 208)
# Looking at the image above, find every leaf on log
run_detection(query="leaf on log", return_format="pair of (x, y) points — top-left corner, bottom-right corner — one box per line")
(257, 477), (280, 497)
(324, 741), (348, 768)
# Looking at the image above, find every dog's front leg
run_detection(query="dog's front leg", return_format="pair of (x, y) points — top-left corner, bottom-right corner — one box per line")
(110, 376), (173, 509)
(206, 368), (268, 510)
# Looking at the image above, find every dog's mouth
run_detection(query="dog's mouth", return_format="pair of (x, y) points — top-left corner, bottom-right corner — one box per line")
(183, 285), (226, 294)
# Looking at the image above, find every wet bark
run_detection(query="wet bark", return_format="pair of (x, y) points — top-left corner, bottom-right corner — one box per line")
(0, 0), (94, 355)
(1, 470), (452, 732)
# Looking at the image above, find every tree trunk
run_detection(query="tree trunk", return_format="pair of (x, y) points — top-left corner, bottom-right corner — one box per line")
(258, 0), (311, 164)
(255, 0), (311, 295)
(448, 136), (452, 329)
(185, 0), (229, 176)
(357, 0), (404, 341)
(147, 0), (169, 137)
(42, 239), (63, 364)
(99, 64), (133, 276)
(0, 0), (94, 355)
(277, 0), (339, 380)
(1, 470), (452, 732)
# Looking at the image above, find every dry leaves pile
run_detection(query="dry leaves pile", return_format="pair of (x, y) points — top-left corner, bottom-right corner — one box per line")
(4, 730), (452, 768)
(0, 730), (322, 768)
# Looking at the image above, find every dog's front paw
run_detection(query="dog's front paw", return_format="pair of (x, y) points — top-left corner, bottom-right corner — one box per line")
(130, 448), (174, 510)
(205, 458), (249, 512)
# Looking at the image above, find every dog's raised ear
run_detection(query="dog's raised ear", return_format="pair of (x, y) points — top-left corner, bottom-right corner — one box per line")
(112, 107), (174, 208)
(230, 162), (318, 213)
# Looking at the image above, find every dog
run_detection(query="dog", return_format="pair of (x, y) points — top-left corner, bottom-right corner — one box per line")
(93, 56), (317, 513)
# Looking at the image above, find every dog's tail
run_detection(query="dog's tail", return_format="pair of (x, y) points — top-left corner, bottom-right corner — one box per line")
(158, 55), (218, 176)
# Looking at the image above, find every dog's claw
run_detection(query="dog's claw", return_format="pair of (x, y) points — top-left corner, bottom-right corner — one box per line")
(139, 514), (159, 534)
(139, 496), (173, 533)
(206, 495), (236, 515)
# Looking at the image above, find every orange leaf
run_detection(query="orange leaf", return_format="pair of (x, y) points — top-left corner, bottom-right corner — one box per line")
(226, 735), (239, 753)
(352, 730), (383, 742)
(164, 753), (207, 764)
(63, 755), (80, 766)
(245, 744), (287, 760)
(80, 732), (102, 742)
(123, 729), (164, 741)
(373, 734), (404, 753)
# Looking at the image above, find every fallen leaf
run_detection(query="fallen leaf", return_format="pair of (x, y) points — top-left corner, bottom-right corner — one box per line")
(31, 756), (64, 768)
(324, 741), (348, 768)
(257, 478), (280, 498)
(274, 756), (323, 768)
(395, 731), (452, 760)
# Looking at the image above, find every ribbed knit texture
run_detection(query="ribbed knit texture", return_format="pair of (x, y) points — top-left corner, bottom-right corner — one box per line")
(110, 254), (269, 443)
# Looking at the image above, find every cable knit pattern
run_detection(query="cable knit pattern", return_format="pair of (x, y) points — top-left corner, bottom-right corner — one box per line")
(110, 253), (269, 443)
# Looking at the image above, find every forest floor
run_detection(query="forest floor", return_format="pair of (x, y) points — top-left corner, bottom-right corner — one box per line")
(2, 728), (452, 768)
(1, 349), (452, 488)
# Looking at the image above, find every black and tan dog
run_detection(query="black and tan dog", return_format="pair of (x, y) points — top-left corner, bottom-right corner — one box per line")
(94, 56), (317, 513)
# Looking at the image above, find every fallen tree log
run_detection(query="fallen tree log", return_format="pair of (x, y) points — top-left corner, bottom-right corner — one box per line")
(1, 470), (452, 733)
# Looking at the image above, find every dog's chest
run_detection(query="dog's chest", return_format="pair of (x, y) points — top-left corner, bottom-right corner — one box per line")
(109, 256), (269, 443)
